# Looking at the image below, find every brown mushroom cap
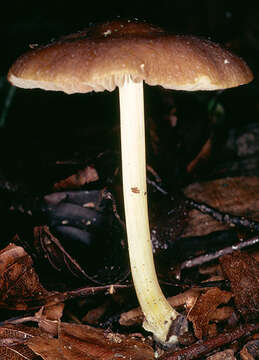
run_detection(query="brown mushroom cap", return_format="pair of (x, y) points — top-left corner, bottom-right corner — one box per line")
(8, 19), (253, 94)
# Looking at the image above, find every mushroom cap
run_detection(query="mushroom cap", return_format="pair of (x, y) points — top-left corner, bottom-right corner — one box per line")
(8, 19), (253, 94)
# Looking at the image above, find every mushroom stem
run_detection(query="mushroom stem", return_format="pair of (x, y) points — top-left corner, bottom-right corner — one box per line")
(119, 76), (180, 345)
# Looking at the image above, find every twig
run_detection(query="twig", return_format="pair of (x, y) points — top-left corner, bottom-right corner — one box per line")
(186, 198), (259, 233)
(147, 177), (259, 233)
(60, 283), (130, 301)
(160, 322), (259, 360)
(180, 236), (259, 270)
(147, 177), (168, 195)
(1, 287), (119, 326)
(0, 284), (130, 318)
(0, 316), (37, 326)
(38, 226), (93, 281)
(103, 189), (126, 230)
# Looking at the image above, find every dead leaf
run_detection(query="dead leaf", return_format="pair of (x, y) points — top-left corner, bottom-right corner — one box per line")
(188, 288), (232, 339)
(220, 251), (259, 321)
(53, 166), (99, 191)
(210, 306), (234, 322)
(82, 300), (111, 325)
(41, 303), (64, 322)
(183, 176), (259, 237)
(0, 324), (43, 360)
(0, 344), (40, 360)
(119, 288), (200, 327)
(33, 226), (92, 281)
(28, 322), (154, 360)
(0, 324), (42, 343)
(0, 243), (53, 310)
(240, 339), (259, 360)
(28, 337), (64, 359)
(35, 303), (64, 336)
(207, 349), (236, 360)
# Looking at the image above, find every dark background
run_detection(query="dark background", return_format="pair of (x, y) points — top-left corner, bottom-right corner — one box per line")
(1, 0), (259, 191)
(2, 0), (259, 71)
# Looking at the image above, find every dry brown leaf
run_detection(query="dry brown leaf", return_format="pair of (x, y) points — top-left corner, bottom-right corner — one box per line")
(28, 322), (154, 360)
(35, 303), (64, 336)
(41, 303), (64, 322)
(188, 288), (232, 339)
(28, 337), (64, 359)
(0, 344), (41, 360)
(119, 289), (200, 327)
(206, 349), (237, 360)
(220, 251), (259, 321)
(0, 324), (43, 360)
(53, 165), (99, 191)
(210, 306), (234, 322)
(33, 225), (90, 280)
(183, 176), (259, 237)
(0, 324), (42, 343)
(82, 300), (111, 325)
(240, 339), (259, 360)
(0, 243), (53, 310)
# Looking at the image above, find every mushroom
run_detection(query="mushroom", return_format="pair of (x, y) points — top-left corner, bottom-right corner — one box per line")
(7, 19), (253, 346)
